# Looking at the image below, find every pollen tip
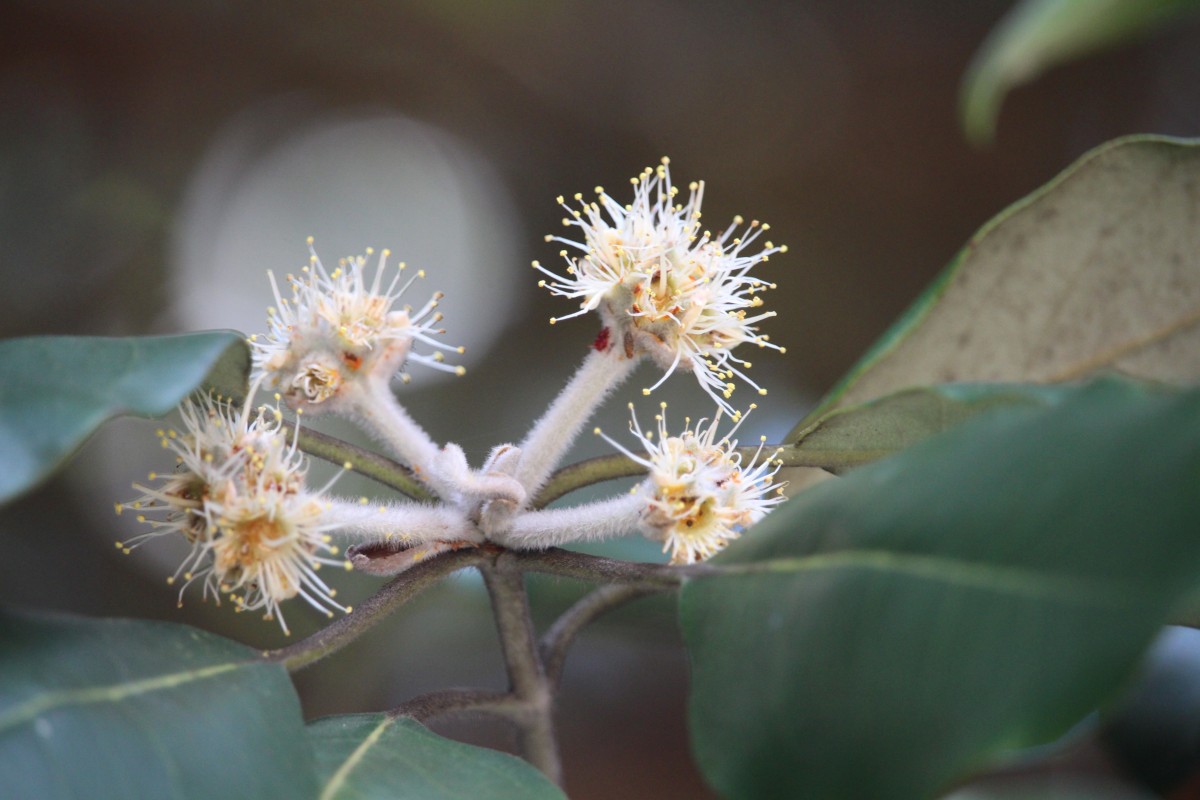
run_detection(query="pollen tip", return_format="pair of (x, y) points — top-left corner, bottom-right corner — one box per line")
(455, 365), (467, 376)
(642, 388), (651, 395)
(343, 461), (353, 470)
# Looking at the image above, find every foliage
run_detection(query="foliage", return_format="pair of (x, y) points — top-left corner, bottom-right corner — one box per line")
(962, 0), (1200, 145)
(3, 131), (1200, 799)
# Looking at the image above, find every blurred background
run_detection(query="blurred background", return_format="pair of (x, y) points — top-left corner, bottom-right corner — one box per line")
(2, 1), (1199, 797)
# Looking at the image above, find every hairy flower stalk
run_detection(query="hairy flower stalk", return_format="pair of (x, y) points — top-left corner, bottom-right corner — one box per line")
(511, 344), (636, 501)
(598, 402), (787, 564)
(495, 492), (646, 551)
(249, 239), (464, 481)
(534, 157), (787, 417)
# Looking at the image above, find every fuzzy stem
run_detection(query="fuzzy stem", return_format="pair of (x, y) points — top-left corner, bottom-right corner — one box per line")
(344, 378), (451, 494)
(496, 492), (643, 551)
(266, 548), (487, 671)
(296, 428), (435, 502)
(513, 347), (637, 500)
(323, 499), (480, 546)
(540, 583), (669, 686)
(480, 556), (562, 786)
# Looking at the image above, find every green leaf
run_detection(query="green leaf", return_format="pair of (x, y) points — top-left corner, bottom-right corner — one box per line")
(0, 610), (314, 800)
(790, 382), (1068, 474)
(799, 135), (1200, 434)
(0, 331), (249, 505)
(961, 0), (1200, 145)
(683, 377), (1200, 800)
(309, 714), (567, 800)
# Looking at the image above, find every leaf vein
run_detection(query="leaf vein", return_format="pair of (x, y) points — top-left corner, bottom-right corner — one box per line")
(719, 549), (1138, 606)
(318, 717), (395, 800)
(0, 660), (244, 734)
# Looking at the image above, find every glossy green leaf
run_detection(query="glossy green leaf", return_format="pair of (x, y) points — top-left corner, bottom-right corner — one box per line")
(0, 331), (249, 505)
(790, 382), (1068, 474)
(962, 0), (1199, 145)
(309, 714), (566, 800)
(683, 377), (1200, 800)
(0, 610), (314, 800)
(798, 136), (1200, 435)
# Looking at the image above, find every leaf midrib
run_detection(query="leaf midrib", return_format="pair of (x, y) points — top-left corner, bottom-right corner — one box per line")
(712, 549), (1148, 607)
(0, 660), (246, 734)
(318, 717), (394, 800)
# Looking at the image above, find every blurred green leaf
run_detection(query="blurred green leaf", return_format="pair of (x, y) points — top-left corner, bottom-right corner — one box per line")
(0, 610), (313, 800)
(0, 332), (249, 505)
(790, 382), (1069, 474)
(798, 135), (1200, 435)
(961, 0), (1200, 145)
(683, 377), (1200, 799)
(309, 714), (566, 800)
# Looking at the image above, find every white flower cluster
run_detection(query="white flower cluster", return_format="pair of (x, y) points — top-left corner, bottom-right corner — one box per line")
(120, 159), (789, 630)
(117, 395), (349, 633)
(534, 158), (785, 415)
(251, 239), (463, 414)
(599, 404), (784, 564)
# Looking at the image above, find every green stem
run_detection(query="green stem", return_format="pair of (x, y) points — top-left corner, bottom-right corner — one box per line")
(296, 427), (436, 503)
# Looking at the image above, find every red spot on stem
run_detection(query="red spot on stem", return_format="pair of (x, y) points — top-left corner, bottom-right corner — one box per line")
(593, 327), (611, 352)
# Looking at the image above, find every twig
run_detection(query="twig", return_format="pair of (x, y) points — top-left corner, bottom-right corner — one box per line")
(266, 548), (486, 671)
(389, 689), (519, 723)
(511, 547), (692, 588)
(540, 583), (670, 686)
(296, 427), (436, 503)
(480, 555), (562, 786)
